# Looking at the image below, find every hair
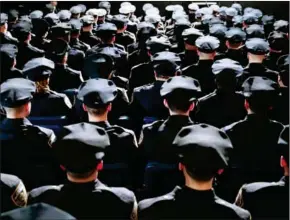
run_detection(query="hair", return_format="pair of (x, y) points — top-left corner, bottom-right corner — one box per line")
(184, 166), (219, 181)
(14, 32), (30, 42)
(67, 168), (96, 179)
(4, 104), (27, 115)
(86, 104), (110, 116)
(215, 70), (237, 91)
(36, 78), (50, 94)
(98, 33), (115, 43)
(246, 94), (274, 114)
(165, 91), (193, 112)
(1, 53), (14, 70)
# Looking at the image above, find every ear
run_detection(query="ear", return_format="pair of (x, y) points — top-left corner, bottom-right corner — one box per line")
(217, 169), (224, 175)
(163, 99), (169, 108)
(25, 102), (31, 114)
(244, 99), (250, 111)
(60, 165), (66, 171)
(197, 49), (201, 56)
(212, 51), (217, 57)
(189, 102), (195, 112)
(96, 161), (104, 171)
(82, 104), (88, 112)
(281, 156), (287, 168)
(178, 163), (184, 171)
(107, 103), (112, 112)
(225, 40), (230, 48)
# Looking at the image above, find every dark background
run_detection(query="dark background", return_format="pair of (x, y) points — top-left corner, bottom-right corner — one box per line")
(1, 1), (289, 20)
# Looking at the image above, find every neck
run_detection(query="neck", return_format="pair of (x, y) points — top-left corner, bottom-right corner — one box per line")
(88, 113), (108, 123)
(185, 175), (213, 191)
(169, 110), (189, 116)
(6, 114), (26, 119)
(67, 172), (97, 183)
(117, 29), (125, 34)
(199, 56), (214, 61)
(249, 59), (263, 64)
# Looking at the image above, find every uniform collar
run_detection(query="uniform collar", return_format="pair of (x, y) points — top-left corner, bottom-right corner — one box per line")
(246, 113), (269, 122)
(167, 115), (193, 124)
(178, 185), (216, 200)
(88, 121), (111, 129)
(1, 118), (32, 127)
(198, 59), (214, 66)
(66, 178), (105, 189)
(247, 63), (265, 69)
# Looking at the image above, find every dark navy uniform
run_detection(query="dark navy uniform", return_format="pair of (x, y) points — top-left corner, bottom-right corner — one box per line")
(138, 124), (251, 220)
(128, 35), (172, 97)
(1, 203), (76, 220)
(69, 19), (91, 53)
(1, 173), (28, 213)
(235, 126), (289, 219)
(182, 36), (220, 95)
(195, 59), (246, 128)
(47, 39), (83, 92)
(0, 44), (23, 83)
(221, 77), (284, 202)
(79, 15), (100, 47)
(241, 38), (279, 83)
(28, 123), (137, 219)
(1, 13), (18, 45)
(0, 78), (63, 190)
(22, 57), (72, 117)
(11, 21), (44, 69)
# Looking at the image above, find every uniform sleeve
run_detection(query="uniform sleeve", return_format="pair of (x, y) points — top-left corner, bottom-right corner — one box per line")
(235, 185), (245, 208)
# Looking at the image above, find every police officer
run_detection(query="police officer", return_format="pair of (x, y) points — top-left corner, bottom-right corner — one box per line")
(221, 76), (284, 202)
(1, 173), (28, 212)
(264, 31), (289, 71)
(138, 124), (251, 220)
(0, 44), (23, 83)
(11, 20), (44, 69)
(235, 125), (289, 219)
(44, 13), (60, 30)
(243, 13), (259, 28)
(222, 27), (248, 66)
(128, 22), (157, 68)
(273, 20), (289, 35)
(242, 38), (279, 83)
(67, 48), (85, 72)
(79, 15), (100, 47)
(30, 18), (51, 51)
(187, 3), (199, 23)
(129, 35), (172, 97)
(180, 28), (203, 68)
(95, 8), (107, 25)
(182, 35), (219, 95)
(47, 39), (83, 93)
(245, 24), (265, 39)
(170, 19), (191, 53)
(7, 9), (19, 32)
(225, 7), (238, 28)
(0, 78), (63, 190)
(70, 5), (82, 20)
(28, 123), (137, 219)
(69, 19), (90, 52)
(1, 203), (76, 220)
(50, 22), (71, 43)
(111, 14), (136, 50)
(262, 15), (275, 38)
(130, 51), (181, 138)
(196, 59), (246, 128)
(57, 10), (71, 23)
(98, 1), (112, 21)
(77, 79), (138, 185)
(209, 24), (228, 54)
(22, 57), (72, 117)
(0, 13), (18, 45)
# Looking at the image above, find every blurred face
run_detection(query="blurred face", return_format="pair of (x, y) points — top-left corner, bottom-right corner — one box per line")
(51, 1), (57, 7)
(0, 23), (8, 33)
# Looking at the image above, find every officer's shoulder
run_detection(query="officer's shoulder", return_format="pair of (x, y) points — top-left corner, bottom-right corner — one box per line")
(124, 30), (135, 38)
(1, 173), (21, 185)
(198, 91), (217, 102)
(66, 66), (82, 75)
(28, 44), (45, 54)
(214, 196), (251, 219)
(48, 90), (67, 98)
(223, 118), (247, 132)
(103, 186), (136, 204)
(142, 120), (165, 132)
(241, 180), (285, 195)
(131, 63), (147, 71)
(115, 43), (125, 51)
(27, 124), (54, 139)
(109, 125), (136, 137)
(138, 187), (178, 211)
(182, 63), (196, 72)
(29, 185), (63, 198)
(269, 119), (284, 130)
(133, 83), (154, 94)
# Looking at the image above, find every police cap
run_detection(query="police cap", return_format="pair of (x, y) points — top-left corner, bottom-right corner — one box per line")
(182, 27), (204, 45)
(146, 35), (172, 54)
(225, 7), (238, 17)
(99, 1), (111, 10)
(201, 14), (214, 25)
(278, 126), (289, 164)
(244, 7), (254, 15)
(233, 15), (243, 27)
(119, 5), (135, 14)
(1, 203), (76, 220)
(145, 7), (160, 16)
(209, 17), (224, 26)
(69, 19), (82, 32)
(242, 76), (278, 97)
(195, 35), (220, 53)
(144, 14), (161, 24)
(44, 13), (60, 27)
(160, 76), (201, 100)
(209, 24), (227, 40)
(84, 53), (114, 79)
(252, 9), (263, 19)
(143, 3), (153, 12)
(86, 8), (99, 17)
(137, 22), (157, 40)
(218, 6), (228, 17)
(81, 15), (94, 26)
(88, 46), (123, 60)
(51, 22), (71, 38)
(246, 24), (265, 39)
(29, 10), (43, 19)
(212, 58), (243, 77)
(77, 78), (118, 107)
(68, 48), (85, 71)
(11, 21), (32, 35)
(173, 124), (233, 168)
(77, 4), (87, 14)
(0, 44), (18, 59)
(243, 13), (258, 25)
(274, 20), (289, 33)
(0, 78), (36, 107)
(23, 57), (55, 81)
(96, 9), (107, 17)
(245, 38), (269, 55)
(8, 9), (19, 21)
(96, 22), (117, 35)
(111, 14), (129, 29)
(152, 51), (181, 77)
(210, 4), (220, 13)
(225, 27), (246, 43)
(52, 122), (110, 173)
(70, 6), (82, 15)
(231, 3), (242, 14)
(47, 39), (70, 59)
(262, 15), (275, 26)
(268, 31), (288, 51)
(0, 13), (8, 25)
(57, 10), (71, 22)
(200, 7), (213, 15)
(188, 3), (199, 11)
(32, 18), (49, 36)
